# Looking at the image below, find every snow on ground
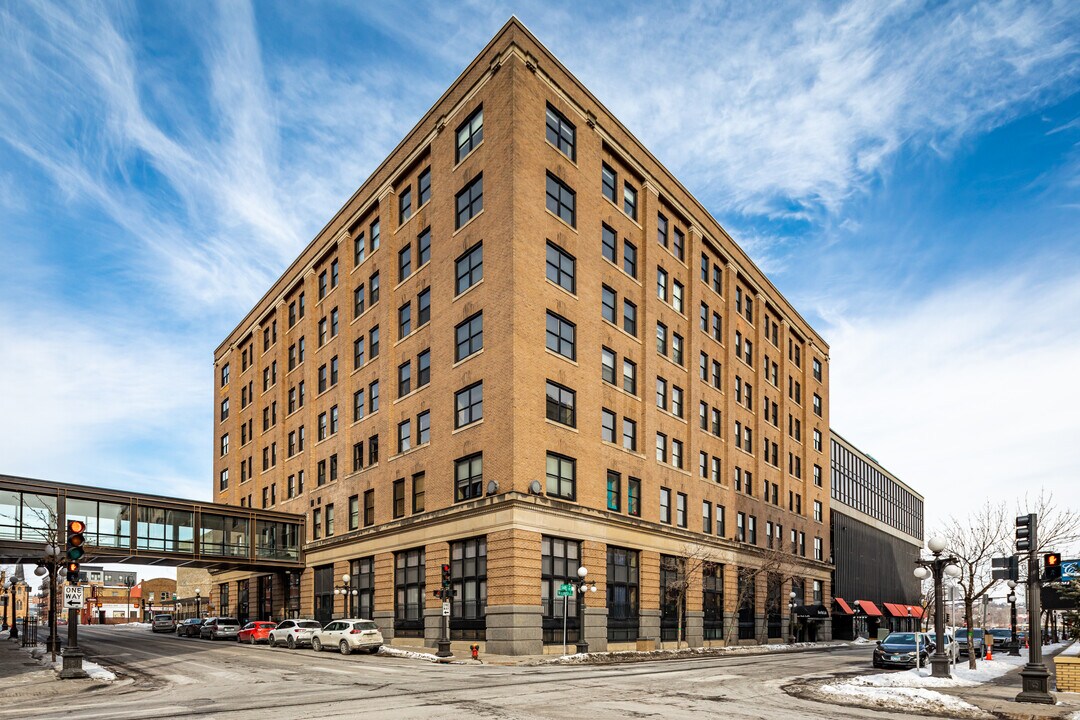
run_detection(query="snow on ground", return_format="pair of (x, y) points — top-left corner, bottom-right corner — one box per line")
(112, 622), (152, 629)
(818, 683), (989, 718)
(25, 645), (116, 681)
(537, 640), (847, 665)
(1061, 641), (1079, 657)
(378, 646), (467, 664)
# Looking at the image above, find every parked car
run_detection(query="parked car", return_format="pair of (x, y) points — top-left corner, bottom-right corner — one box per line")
(927, 631), (959, 662)
(987, 628), (1012, 647)
(176, 618), (205, 637)
(237, 621), (278, 645)
(268, 619), (323, 649)
(872, 632), (935, 669)
(200, 617), (241, 641)
(151, 614), (176, 633)
(310, 619), (384, 655)
(955, 628), (985, 658)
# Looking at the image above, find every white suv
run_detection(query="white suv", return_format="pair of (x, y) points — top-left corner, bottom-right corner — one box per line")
(268, 619), (323, 649)
(311, 619), (384, 655)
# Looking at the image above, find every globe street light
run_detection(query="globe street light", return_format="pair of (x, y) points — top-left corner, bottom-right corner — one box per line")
(1007, 580), (1021, 656)
(788, 590), (799, 643)
(914, 537), (961, 678)
(195, 588), (201, 619)
(574, 566), (597, 654)
(334, 574), (357, 617)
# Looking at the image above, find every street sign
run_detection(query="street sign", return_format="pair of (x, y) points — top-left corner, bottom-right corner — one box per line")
(64, 585), (84, 610)
(442, 601), (451, 617)
(1062, 560), (1079, 582)
(557, 583), (574, 597)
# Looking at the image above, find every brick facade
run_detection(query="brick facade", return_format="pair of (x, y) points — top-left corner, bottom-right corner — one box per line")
(207, 18), (833, 654)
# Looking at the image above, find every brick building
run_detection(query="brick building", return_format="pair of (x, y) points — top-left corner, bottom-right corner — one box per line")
(210, 18), (833, 653)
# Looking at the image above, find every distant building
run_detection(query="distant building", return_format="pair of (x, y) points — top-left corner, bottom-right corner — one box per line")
(64, 564), (139, 624)
(829, 431), (924, 639)
(174, 568), (214, 619)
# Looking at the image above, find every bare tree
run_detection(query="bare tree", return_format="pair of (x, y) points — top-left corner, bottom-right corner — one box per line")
(1018, 490), (1080, 557)
(725, 545), (804, 645)
(941, 501), (1010, 669)
(662, 544), (721, 649)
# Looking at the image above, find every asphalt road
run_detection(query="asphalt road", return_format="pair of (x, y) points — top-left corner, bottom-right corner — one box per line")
(0, 627), (919, 720)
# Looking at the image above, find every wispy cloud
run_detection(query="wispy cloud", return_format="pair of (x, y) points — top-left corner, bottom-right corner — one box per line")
(823, 267), (1080, 528)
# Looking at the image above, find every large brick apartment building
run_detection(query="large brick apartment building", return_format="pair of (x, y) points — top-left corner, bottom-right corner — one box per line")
(210, 18), (833, 654)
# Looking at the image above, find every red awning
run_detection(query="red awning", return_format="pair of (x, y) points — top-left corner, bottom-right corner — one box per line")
(834, 597), (854, 615)
(881, 603), (902, 617)
(910, 606), (925, 619)
(856, 600), (883, 616)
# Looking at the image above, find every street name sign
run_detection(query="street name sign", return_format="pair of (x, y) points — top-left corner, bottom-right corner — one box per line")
(557, 583), (574, 597)
(64, 585), (84, 609)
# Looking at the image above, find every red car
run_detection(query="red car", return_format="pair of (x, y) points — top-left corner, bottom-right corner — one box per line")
(237, 621), (277, 644)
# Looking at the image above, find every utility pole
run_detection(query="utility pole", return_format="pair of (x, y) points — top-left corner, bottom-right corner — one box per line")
(1014, 513), (1054, 704)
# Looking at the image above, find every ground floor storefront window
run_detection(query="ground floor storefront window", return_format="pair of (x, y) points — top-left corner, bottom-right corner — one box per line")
(606, 546), (639, 642)
(314, 565), (334, 626)
(395, 547), (425, 638)
(738, 568), (755, 640)
(350, 556), (375, 620)
(766, 573), (782, 639)
(541, 535), (580, 644)
(702, 562), (724, 640)
(285, 571), (300, 618)
(660, 554), (685, 642)
(258, 575), (273, 621)
(237, 578), (250, 625)
(450, 536), (487, 640)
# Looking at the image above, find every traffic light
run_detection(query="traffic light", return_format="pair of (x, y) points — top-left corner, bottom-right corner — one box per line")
(441, 563), (451, 590)
(1016, 514), (1033, 552)
(1045, 553), (1062, 582)
(66, 519), (86, 583)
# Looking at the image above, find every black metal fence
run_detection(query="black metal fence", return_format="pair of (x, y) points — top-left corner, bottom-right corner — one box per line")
(20, 617), (37, 647)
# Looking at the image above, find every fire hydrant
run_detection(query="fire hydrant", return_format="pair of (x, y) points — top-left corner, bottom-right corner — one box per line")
(470, 643), (481, 663)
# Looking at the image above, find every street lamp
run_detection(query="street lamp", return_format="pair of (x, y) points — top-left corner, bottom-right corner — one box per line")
(195, 588), (202, 619)
(333, 574), (357, 617)
(913, 536), (962, 678)
(36, 542), (63, 659)
(788, 591), (799, 643)
(574, 566), (597, 654)
(1007, 580), (1021, 657)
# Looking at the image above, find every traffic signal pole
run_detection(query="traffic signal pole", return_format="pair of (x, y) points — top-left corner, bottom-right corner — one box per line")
(59, 520), (88, 679)
(1015, 513), (1054, 704)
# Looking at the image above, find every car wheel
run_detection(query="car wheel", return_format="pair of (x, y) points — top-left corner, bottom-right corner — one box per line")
(369, 646), (381, 655)
(287, 636), (296, 650)
(339, 640), (351, 655)
(249, 634), (257, 645)
(312, 637), (322, 652)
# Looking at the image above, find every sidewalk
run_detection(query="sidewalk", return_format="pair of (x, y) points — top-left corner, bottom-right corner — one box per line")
(0, 636), (65, 698)
(944, 642), (1080, 720)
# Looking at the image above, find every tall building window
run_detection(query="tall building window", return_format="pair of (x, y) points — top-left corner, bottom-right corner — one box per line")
(399, 186), (412, 225)
(623, 182), (637, 220)
(399, 243), (412, 281)
(541, 536), (581, 644)
(545, 452), (576, 500)
(623, 299), (637, 336)
(456, 174), (483, 228)
(601, 347), (616, 384)
(455, 242), (482, 295)
(363, 489), (374, 526)
(545, 380), (576, 427)
(601, 285), (617, 323)
(417, 410), (430, 444)
(545, 242), (576, 293)
(623, 240), (637, 277)
(455, 453), (483, 502)
(412, 472), (425, 513)
(545, 311), (575, 360)
(455, 106), (483, 162)
(450, 537), (487, 640)
(455, 382), (483, 428)
(349, 495), (359, 531)
(657, 214), (668, 247)
(393, 478), (405, 518)
(623, 358), (637, 394)
(418, 168), (431, 206)
(601, 408), (616, 442)
(703, 562), (724, 639)
(601, 163), (617, 204)
(397, 420), (411, 453)
(398, 302), (412, 339)
(417, 288), (430, 326)
(602, 223), (617, 263)
(607, 546), (639, 642)
(545, 104), (576, 160)
(394, 548), (425, 638)
(628, 477), (641, 516)
(676, 492), (687, 527)
(455, 312), (483, 361)
(660, 487), (671, 524)
(350, 556), (375, 619)
(606, 471), (621, 512)
(545, 173), (576, 226)
(622, 418), (637, 451)
(418, 227), (431, 266)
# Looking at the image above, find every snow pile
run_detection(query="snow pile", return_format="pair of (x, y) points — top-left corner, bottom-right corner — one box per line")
(847, 660), (1017, 689)
(819, 683), (988, 718)
(536, 640), (848, 665)
(113, 622), (152, 629)
(852, 636), (872, 644)
(377, 646), (466, 664)
(1061, 641), (1080, 658)
(25, 644), (116, 681)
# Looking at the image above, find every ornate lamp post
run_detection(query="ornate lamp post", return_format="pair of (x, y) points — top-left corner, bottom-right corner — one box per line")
(35, 542), (63, 660)
(195, 588), (202, 619)
(333, 574), (357, 617)
(574, 566), (597, 654)
(1007, 580), (1021, 656)
(913, 536), (962, 679)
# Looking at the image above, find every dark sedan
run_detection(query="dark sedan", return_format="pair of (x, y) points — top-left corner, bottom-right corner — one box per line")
(873, 632), (935, 669)
(176, 618), (205, 637)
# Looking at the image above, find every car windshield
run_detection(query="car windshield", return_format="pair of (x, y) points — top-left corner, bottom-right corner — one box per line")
(154, 615), (172, 621)
(989, 629), (1011, 638)
(299, 621), (322, 629)
(884, 633), (918, 644)
(218, 618), (239, 625)
(354, 621), (378, 631)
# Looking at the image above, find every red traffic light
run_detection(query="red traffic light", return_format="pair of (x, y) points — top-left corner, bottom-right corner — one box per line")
(68, 519), (86, 534)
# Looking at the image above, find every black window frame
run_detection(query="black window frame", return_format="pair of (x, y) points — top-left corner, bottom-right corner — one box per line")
(455, 107), (483, 163)
(455, 453), (483, 502)
(545, 451), (576, 501)
(545, 172), (576, 227)
(455, 382), (483, 428)
(455, 174), (483, 229)
(545, 103), (576, 160)
(455, 312), (483, 362)
(545, 311), (576, 361)
(545, 380), (576, 428)
(545, 241), (576, 293)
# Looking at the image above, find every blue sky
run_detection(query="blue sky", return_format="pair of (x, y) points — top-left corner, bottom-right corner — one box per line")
(1, 0), (1078, 533)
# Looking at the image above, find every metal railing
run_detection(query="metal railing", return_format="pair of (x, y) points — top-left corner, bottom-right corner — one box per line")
(21, 616), (37, 647)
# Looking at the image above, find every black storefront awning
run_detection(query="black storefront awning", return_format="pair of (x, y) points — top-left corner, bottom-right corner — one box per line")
(793, 604), (830, 619)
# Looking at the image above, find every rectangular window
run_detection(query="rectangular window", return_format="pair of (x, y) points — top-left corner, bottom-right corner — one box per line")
(601, 163), (617, 203)
(394, 547), (425, 637)
(545, 452), (576, 500)
(623, 240), (637, 278)
(418, 227), (431, 266)
(601, 285), (617, 323)
(455, 382), (483, 428)
(363, 489), (374, 526)
(623, 182), (637, 220)
(813, 357), (823, 381)
(657, 214), (668, 247)
(418, 167), (431, 206)
(348, 495), (359, 531)
(456, 106), (483, 162)
(369, 272), (380, 306)
(455, 453), (483, 502)
(622, 358), (637, 394)
(397, 420), (411, 453)
(399, 186), (412, 225)
(656, 432), (667, 463)
(412, 472), (425, 513)
(455, 243), (482, 295)
(601, 223), (617, 263)
(628, 477), (641, 516)
(369, 380), (379, 413)
(393, 479), (405, 518)
(545, 380), (576, 427)
(606, 471), (621, 512)
(398, 302), (412, 339)
(545, 104), (576, 160)
(417, 349), (430, 387)
(702, 501), (712, 534)
(601, 408), (616, 443)
(541, 536), (582, 644)
(325, 503), (335, 536)
(676, 492), (687, 528)
(456, 174), (483, 228)
(545, 173), (576, 226)
(657, 267), (668, 301)
(672, 439), (683, 469)
(369, 219), (380, 252)
(545, 311), (575, 360)
(656, 322), (668, 355)
(672, 281), (684, 313)
(417, 410), (430, 445)
(673, 227), (684, 260)
(622, 299), (637, 336)
(455, 312), (483, 361)
(601, 347), (616, 385)
(660, 487), (671, 524)
(622, 418), (637, 451)
(546, 241), (576, 293)
(399, 243), (412, 282)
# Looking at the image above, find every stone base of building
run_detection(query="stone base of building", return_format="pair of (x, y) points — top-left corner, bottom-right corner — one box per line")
(484, 605), (543, 656)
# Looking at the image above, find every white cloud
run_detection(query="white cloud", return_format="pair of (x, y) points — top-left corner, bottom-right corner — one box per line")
(823, 268), (1080, 530)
